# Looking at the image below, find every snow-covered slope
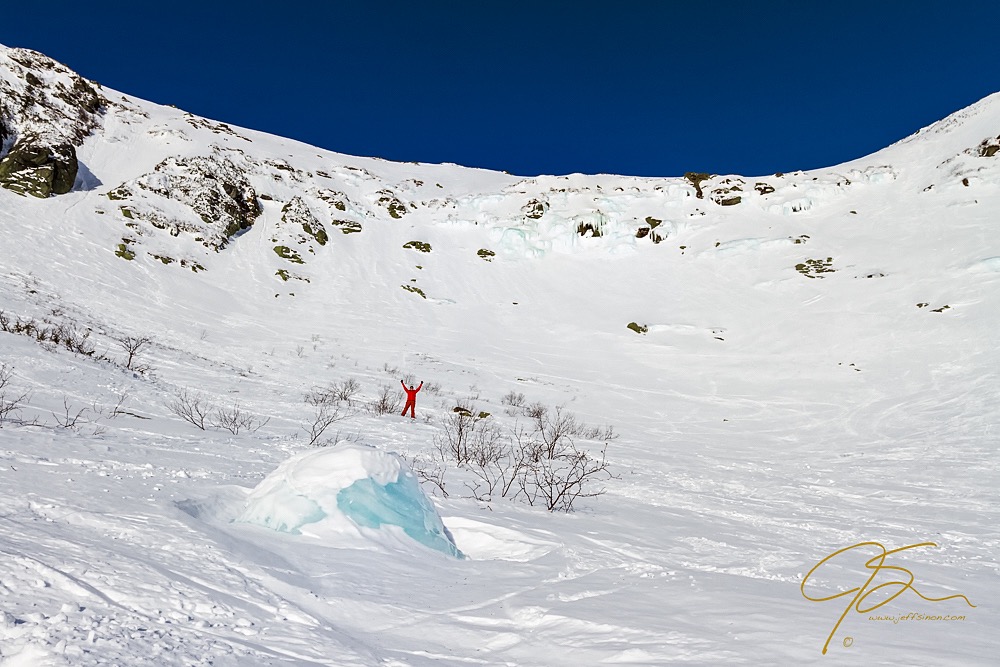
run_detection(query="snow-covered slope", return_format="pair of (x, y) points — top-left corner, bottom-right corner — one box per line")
(1, 43), (998, 666)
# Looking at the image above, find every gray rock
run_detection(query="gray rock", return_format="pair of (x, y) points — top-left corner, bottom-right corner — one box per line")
(0, 137), (78, 197)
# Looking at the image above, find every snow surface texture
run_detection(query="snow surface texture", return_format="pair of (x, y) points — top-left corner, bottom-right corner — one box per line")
(0, 42), (998, 665)
(236, 444), (464, 558)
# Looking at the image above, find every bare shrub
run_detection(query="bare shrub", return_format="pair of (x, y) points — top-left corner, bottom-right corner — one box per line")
(577, 424), (617, 441)
(529, 404), (618, 458)
(0, 364), (30, 426)
(368, 385), (402, 416)
(306, 379), (363, 408)
(502, 390), (526, 415)
(533, 405), (580, 459)
(501, 391), (526, 407)
(304, 403), (347, 446)
(304, 387), (329, 407)
(434, 402), (502, 466)
(465, 424), (533, 503)
(1, 311), (97, 357)
(437, 401), (618, 512)
(335, 378), (361, 403)
(118, 336), (153, 373)
(523, 401), (547, 420)
(52, 397), (89, 430)
(166, 390), (213, 430)
(408, 455), (449, 497)
(520, 442), (613, 512)
(211, 402), (270, 435)
(106, 390), (131, 419)
(311, 378), (362, 405)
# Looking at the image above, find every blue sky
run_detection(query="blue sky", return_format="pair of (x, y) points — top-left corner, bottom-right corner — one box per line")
(3, 1), (999, 177)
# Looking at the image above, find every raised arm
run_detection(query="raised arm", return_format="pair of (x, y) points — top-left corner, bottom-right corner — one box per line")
(400, 379), (407, 390)
(416, 381), (423, 392)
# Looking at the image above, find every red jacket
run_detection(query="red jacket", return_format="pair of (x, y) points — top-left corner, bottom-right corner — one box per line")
(402, 381), (423, 401)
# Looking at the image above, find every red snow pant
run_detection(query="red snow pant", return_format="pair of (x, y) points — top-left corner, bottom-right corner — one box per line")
(402, 399), (416, 418)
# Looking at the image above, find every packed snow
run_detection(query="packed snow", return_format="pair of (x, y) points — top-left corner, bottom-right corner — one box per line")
(0, 42), (998, 666)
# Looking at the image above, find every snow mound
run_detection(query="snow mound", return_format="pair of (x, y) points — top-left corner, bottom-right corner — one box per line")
(236, 444), (464, 558)
(445, 517), (558, 561)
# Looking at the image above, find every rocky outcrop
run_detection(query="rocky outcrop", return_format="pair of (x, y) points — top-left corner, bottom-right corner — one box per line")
(108, 151), (262, 250)
(281, 196), (328, 246)
(0, 47), (107, 197)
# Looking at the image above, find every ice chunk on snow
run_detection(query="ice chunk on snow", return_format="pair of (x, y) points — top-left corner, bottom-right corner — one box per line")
(236, 444), (463, 558)
(337, 474), (463, 558)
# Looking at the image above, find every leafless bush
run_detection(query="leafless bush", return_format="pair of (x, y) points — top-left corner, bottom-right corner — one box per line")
(0, 311), (97, 357)
(118, 336), (153, 373)
(307, 378), (362, 406)
(435, 408), (476, 464)
(166, 390), (213, 430)
(533, 405), (580, 459)
(465, 424), (532, 503)
(434, 402), (503, 466)
(104, 390), (131, 419)
(334, 378), (362, 403)
(52, 397), (89, 430)
(0, 364), (30, 426)
(1, 312), (94, 355)
(529, 405), (617, 458)
(501, 391), (526, 407)
(211, 402), (270, 435)
(305, 388), (331, 406)
(577, 424), (617, 441)
(304, 403), (347, 446)
(520, 442), (613, 512)
(523, 401), (547, 420)
(368, 385), (402, 416)
(438, 401), (617, 512)
(502, 390), (526, 415)
(408, 455), (449, 497)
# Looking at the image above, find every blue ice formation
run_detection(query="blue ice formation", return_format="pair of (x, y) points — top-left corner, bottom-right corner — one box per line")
(337, 472), (463, 559)
(236, 444), (463, 558)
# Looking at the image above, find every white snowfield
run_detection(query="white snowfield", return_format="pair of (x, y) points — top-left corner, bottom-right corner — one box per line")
(1, 42), (998, 665)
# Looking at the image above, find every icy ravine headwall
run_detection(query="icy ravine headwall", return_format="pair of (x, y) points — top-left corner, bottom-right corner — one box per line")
(3, 40), (1000, 277)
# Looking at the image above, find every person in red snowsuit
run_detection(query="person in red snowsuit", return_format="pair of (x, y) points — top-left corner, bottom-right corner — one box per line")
(401, 380), (423, 418)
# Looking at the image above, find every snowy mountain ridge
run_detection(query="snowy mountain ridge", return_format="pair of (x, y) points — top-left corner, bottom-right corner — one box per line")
(4, 43), (999, 274)
(1, 42), (999, 666)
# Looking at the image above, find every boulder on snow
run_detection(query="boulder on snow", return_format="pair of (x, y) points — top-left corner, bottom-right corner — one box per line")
(0, 136), (78, 197)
